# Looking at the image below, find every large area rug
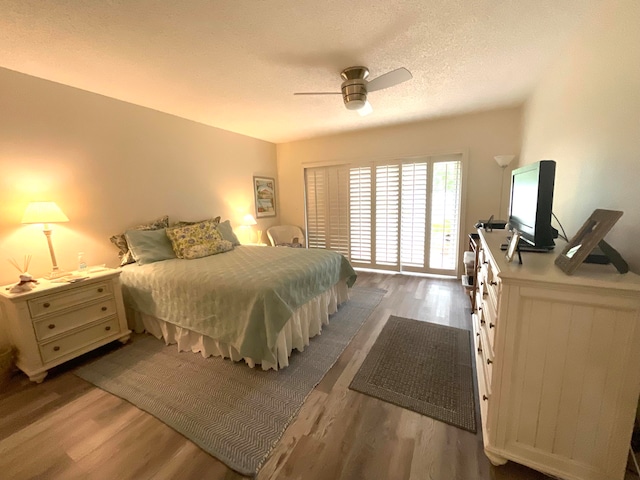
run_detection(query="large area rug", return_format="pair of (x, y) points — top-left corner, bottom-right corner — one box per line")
(349, 315), (477, 433)
(75, 286), (384, 477)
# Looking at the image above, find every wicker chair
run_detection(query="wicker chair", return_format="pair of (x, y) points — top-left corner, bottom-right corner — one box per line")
(266, 225), (305, 248)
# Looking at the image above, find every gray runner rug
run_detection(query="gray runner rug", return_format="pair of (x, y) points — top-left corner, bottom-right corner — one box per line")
(75, 286), (384, 477)
(349, 315), (477, 433)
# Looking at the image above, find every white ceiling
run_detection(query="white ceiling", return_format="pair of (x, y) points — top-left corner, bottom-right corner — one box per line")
(0, 0), (600, 143)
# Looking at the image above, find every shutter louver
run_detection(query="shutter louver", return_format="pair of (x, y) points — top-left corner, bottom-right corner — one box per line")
(401, 162), (428, 268)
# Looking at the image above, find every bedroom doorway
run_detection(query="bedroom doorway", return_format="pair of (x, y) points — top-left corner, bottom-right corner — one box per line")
(304, 154), (463, 276)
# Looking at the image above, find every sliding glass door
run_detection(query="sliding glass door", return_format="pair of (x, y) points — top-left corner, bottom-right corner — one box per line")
(304, 154), (462, 275)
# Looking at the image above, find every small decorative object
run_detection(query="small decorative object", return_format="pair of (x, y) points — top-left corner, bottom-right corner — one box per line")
(555, 209), (626, 275)
(7, 255), (38, 293)
(253, 176), (276, 218)
(505, 230), (522, 264)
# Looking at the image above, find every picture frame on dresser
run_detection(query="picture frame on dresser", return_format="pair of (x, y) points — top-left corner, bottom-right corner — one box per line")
(555, 209), (623, 275)
(505, 230), (522, 264)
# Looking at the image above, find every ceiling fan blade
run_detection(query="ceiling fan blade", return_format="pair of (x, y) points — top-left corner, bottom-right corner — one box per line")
(366, 67), (412, 92)
(293, 92), (341, 95)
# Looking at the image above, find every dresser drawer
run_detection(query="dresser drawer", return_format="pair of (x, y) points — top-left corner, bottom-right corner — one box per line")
(28, 282), (112, 318)
(39, 316), (120, 363)
(33, 299), (118, 341)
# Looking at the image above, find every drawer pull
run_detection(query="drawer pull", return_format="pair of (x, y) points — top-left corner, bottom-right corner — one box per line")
(483, 261), (488, 265)
(487, 359), (493, 365)
(53, 346), (60, 352)
(480, 319), (486, 325)
(490, 280), (498, 286)
(482, 394), (489, 401)
(43, 302), (50, 308)
(476, 332), (480, 337)
(101, 306), (108, 311)
(48, 324), (56, 330)
(489, 322), (495, 329)
(105, 326), (111, 331)
(97, 288), (104, 293)
(477, 347), (482, 354)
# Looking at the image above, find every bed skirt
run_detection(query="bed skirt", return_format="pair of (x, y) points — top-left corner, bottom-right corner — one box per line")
(125, 280), (350, 370)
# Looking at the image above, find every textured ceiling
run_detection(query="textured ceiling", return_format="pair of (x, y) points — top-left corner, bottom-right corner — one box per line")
(0, 0), (600, 143)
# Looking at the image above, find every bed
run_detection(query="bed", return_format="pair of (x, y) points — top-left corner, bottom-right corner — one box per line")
(119, 245), (357, 370)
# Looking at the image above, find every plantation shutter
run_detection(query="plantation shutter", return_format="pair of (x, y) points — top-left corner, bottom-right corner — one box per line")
(400, 161), (428, 269)
(349, 166), (372, 263)
(304, 166), (349, 256)
(305, 153), (462, 275)
(375, 164), (400, 267)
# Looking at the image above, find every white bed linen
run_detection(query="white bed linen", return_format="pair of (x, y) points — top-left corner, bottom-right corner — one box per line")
(126, 280), (349, 370)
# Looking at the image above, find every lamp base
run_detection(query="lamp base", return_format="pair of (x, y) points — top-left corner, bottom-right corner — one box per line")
(45, 269), (69, 280)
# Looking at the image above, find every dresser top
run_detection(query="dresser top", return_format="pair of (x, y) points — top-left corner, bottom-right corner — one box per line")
(478, 229), (640, 292)
(0, 268), (120, 301)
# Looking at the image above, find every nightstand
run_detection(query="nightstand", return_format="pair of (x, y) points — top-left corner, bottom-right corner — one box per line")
(0, 269), (131, 383)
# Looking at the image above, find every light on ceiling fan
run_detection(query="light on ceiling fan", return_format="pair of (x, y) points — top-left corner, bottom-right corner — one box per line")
(358, 101), (373, 116)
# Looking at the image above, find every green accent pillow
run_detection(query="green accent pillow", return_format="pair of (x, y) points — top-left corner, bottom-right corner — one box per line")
(216, 220), (240, 246)
(124, 228), (176, 265)
(166, 219), (233, 259)
(109, 215), (170, 266)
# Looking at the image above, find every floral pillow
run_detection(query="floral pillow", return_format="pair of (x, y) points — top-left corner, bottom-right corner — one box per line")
(110, 215), (170, 266)
(173, 216), (221, 228)
(166, 219), (233, 259)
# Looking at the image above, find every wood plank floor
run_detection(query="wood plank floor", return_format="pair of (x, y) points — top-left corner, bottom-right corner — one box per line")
(1, 271), (637, 479)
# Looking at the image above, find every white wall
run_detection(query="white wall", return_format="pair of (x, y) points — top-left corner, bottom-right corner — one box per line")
(0, 68), (277, 285)
(520, 0), (640, 273)
(277, 106), (522, 264)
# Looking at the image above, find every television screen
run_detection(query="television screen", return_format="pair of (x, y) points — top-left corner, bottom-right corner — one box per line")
(508, 160), (556, 250)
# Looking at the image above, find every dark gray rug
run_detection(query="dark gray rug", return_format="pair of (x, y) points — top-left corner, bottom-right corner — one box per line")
(75, 286), (384, 477)
(349, 315), (476, 433)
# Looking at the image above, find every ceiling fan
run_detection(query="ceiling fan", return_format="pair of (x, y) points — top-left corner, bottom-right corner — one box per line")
(294, 66), (412, 116)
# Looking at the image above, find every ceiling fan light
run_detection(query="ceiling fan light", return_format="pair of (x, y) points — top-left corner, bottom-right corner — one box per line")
(358, 101), (373, 116)
(345, 98), (366, 110)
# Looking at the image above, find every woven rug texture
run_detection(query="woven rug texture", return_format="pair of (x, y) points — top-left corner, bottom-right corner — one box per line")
(75, 286), (384, 477)
(349, 315), (477, 433)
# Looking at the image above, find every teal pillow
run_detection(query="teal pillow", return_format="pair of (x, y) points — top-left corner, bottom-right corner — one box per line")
(216, 220), (240, 246)
(124, 228), (176, 265)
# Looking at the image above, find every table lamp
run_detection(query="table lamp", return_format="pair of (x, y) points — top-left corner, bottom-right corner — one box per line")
(21, 201), (69, 278)
(243, 214), (259, 243)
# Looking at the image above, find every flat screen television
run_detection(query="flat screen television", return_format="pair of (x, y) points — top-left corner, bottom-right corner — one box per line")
(507, 160), (556, 250)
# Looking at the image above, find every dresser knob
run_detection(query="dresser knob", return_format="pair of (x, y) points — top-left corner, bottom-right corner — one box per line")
(43, 302), (50, 308)
(53, 346), (60, 351)
(487, 359), (493, 365)
(482, 394), (489, 401)
(97, 288), (104, 293)
(490, 281), (498, 286)
(48, 324), (56, 330)
(489, 322), (495, 329)
(480, 319), (486, 325)
(101, 306), (107, 311)
(105, 326), (111, 331)
(477, 347), (482, 354)
(483, 261), (488, 265)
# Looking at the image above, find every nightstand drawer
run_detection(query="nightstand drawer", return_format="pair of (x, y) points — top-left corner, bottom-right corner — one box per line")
(33, 299), (118, 341)
(39, 316), (120, 363)
(28, 282), (112, 318)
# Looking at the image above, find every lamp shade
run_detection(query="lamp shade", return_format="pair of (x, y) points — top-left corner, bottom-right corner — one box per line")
(21, 202), (69, 224)
(243, 214), (257, 226)
(494, 155), (516, 168)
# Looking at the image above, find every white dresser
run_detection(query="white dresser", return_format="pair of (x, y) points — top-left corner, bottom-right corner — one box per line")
(0, 269), (131, 383)
(474, 228), (640, 480)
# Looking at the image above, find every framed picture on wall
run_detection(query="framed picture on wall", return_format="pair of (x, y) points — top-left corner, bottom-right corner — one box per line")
(253, 176), (276, 218)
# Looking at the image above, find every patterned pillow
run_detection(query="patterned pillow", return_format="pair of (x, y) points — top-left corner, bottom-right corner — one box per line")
(173, 216), (221, 228)
(109, 215), (170, 266)
(166, 219), (233, 259)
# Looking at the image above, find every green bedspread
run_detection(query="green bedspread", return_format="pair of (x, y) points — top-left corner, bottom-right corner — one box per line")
(120, 246), (356, 365)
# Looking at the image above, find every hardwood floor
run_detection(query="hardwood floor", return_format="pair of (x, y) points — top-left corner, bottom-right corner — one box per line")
(0, 271), (637, 479)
